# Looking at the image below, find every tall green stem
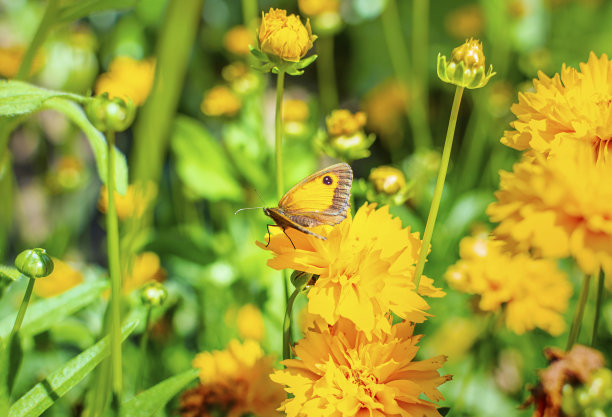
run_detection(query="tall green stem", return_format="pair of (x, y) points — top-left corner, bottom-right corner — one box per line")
(283, 288), (300, 360)
(274, 70), (292, 355)
(381, 0), (432, 150)
(106, 131), (123, 398)
(136, 307), (152, 390)
(411, 0), (430, 145)
(16, 0), (59, 80)
(413, 86), (464, 288)
(9, 278), (35, 339)
(591, 270), (604, 346)
(316, 35), (339, 115)
(567, 273), (592, 350)
(275, 70), (286, 201)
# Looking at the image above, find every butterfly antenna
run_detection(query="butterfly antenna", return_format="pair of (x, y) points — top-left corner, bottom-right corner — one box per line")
(234, 206), (265, 215)
(253, 188), (267, 206)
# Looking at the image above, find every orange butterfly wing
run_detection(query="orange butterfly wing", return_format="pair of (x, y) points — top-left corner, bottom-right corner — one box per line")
(276, 162), (353, 227)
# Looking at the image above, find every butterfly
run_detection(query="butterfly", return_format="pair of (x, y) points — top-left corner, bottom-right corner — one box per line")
(263, 163), (353, 247)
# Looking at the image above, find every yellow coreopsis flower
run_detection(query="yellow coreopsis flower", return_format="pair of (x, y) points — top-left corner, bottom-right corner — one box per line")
(487, 140), (612, 278)
(0, 45), (45, 78)
(298, 0), (339, 16)
(33, 257), (83, 298)
(317, 109), (375, 160)
(181, 339), (284, 417)
(362, 79), (408, 140)
(445, 233), (572, 335)
(94, 56), (155, 106)
(98, 182), (157, 220)
(236, 304), (265, 342)
(271, 317), (451, 417)
(200, 85), (242, 117)
(258, 8), (316, 63)
(258, 203), (444, 335)
(223, 25), (254, 56)
(369, 165), (407, 195)
(437, 38), (495, 89)
(501, 52), (612, 157)
(122, 252), (166, 294)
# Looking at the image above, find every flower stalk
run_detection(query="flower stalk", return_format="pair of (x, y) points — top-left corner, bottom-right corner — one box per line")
(9, 278), (35, 340)
(567, 273), (592, 350)
(413, 86), (464, 288)
(591, 270), (604, 346)
(105, 130), (123, 397)
(316, 35), (339, 115)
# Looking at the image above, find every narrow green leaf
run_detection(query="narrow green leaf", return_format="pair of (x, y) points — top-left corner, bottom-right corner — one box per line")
(58, 0), (139, 23)
(8, 320), (138, 417)
(42, 98), (128, 194)
(121, 369), (199, 417)
(170, 116), (243, 202)
(0, 266), (20, 302)
(0, 80), (84, 117)
(296, 54), (318, 69)
(0, 280), (109, 340)
(0, 334), (23, 416)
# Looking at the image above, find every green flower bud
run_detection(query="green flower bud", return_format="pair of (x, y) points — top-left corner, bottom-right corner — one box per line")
(140, 282), (168, 307)
(437, 38), (495, 89)
(86, 93), (136, 132)
(15, 248), (54, 279)
(314, 109), (376, 161)
(290, 270), (317, 292)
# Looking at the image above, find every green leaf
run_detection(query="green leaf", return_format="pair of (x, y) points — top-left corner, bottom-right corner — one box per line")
(0, 280), (109, 340)
(58, 0), (139, 23)
(0, 266), (21, 298)
(170, 116), (243, 202)
(296, 54), (318, 69)
(42, 98), (128, 194)
(8, 320), (138, 417)
(0, 334), (23, 416)
(121, 369), (199, 417)
(0, 80), (85, 117)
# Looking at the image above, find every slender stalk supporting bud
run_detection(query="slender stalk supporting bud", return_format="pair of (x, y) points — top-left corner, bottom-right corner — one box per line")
(591, 270), (604, 346)
(105, 130), (123, 398)
(11, 248), (54, 338)
(413, 86), (464, 288)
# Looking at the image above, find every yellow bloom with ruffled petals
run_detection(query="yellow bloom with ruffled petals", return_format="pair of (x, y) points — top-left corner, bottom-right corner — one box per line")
(502, 52), (612, 157)
(258, 203), (444, 336)
(258, 8), (315, 63)
(182, 339), (284, 417)
(488, 140), (612, 277)
(445, 233), (572, 335)
(271, 317), (451, 417)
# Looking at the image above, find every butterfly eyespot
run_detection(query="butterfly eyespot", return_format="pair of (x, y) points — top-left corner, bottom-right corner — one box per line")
(322, 175), (333, 185)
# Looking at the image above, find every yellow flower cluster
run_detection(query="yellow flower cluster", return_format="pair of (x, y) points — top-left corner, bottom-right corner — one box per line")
(326, 109), (367, 137)
(446, 233), (572, 335)
(181, 339), (285, 417)
(489, 53), (612, 279)
(260, 203), (450, 416)
(94, 56), (155, 106)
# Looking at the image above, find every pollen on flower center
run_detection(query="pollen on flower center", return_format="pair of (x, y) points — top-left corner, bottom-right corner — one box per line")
(341, 365), (377, 396)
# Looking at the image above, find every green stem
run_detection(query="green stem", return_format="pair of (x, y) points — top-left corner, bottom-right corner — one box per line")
(16, 0), (60, 80)
(413, 86), (464, 288)
(275, 70), (286, 201)
(283, 288), (300, 360)
(567, 273), (592, 350)
(591, 270), (604, 347)
(137, 307), (152, 390)
(106, 131), (123, 398)
(411, 0), (430, 146)
(381, 0), (432, 150)
(316, 35), (339, 115)
(241, 0), (259, 33)
(9, 277), (35, 339)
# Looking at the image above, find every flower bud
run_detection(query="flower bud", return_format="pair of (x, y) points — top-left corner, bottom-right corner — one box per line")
(140, 281), (168, 307)
(315, 109), (376, 161)
(15, 248), (54, 279)
(290, 270), (316, 291)
(86, 93), (136, 132)
(200, 85), (242, 117)
(369, 166), (406, 195)
(437, 38), (495, 89)
(258, 9), (316, 63)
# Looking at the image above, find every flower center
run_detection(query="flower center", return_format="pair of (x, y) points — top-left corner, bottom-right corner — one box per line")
(340, 365), (377, 397)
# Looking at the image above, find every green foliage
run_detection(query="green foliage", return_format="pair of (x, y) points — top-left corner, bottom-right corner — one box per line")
(8, 320), (138, 417)
(121, 369), (199, 417)
(0, 281), (109, 340)
(170, 116), (243, 202)
(0, 81), (85, 117)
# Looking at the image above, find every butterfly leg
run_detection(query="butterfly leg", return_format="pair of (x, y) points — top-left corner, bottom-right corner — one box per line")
(265, 224), (296, 249)
(282, 228), (297, 249)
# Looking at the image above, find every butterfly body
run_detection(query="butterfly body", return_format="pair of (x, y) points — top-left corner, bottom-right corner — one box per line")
(264, 163), (353, 244)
